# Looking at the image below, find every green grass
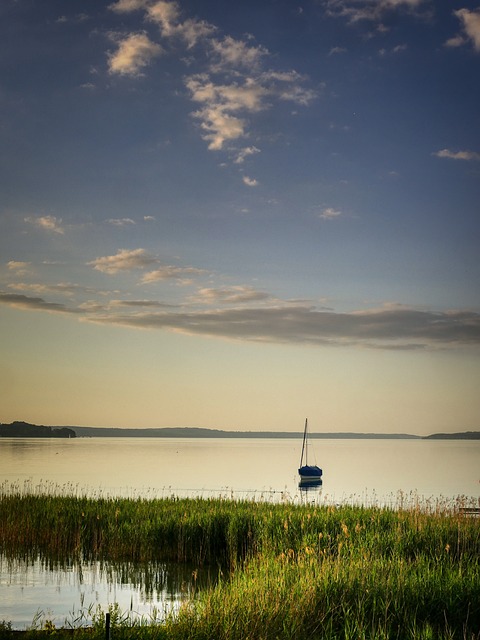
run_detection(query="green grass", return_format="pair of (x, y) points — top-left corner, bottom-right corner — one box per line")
(1, 486), (479, 639)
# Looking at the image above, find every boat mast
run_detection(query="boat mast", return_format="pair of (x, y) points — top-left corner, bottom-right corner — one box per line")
(300, 418), (308, 467)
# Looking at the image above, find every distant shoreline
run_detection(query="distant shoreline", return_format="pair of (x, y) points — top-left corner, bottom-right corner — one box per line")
(1, 421), (479, 440)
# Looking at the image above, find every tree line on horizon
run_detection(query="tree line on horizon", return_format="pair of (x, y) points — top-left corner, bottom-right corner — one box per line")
(0, 421), (479, 439)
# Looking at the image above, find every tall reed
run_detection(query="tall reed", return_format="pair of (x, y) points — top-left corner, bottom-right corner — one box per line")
(1, 487), (479, 638)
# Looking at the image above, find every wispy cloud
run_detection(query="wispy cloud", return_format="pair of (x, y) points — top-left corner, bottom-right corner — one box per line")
(329, 46), (347, 56)
(445, 8), (480, 52)
(107, 32), (163, 76)
(433, 149), (480, 161)
(87, 248), (207, 284)
(234, 146), (261, 164)
(110, 299), (175, 308)
(195, 286), (271, 304)
(24, 215), (64, 234)
(7, 282), (99, 298)
(86, 305), (480, 350)
(319, 207), (342, 220)
(0, 292), (79, 314)
(141, 266), (206, 284)
(324, 0), (432, 24)
(78, 298), (178, 312)
(7, 261), (31, 276)
(88, 248), (158, 274)
(56, 13), (89, 24)
(242, 176), (259, 187)
(329, 0), (431, 22)
(1, 288), (479, 350)
(107, 217), (136, 226)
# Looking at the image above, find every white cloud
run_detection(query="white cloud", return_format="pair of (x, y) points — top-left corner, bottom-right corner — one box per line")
(448, 8), (480, 52)
(110, 0), (216, 49)
(243, 176), (259, 187)
(145, 1), (181, 34)
(107, 218), (136, 226)
(444, 35), (467, 49)
(320, 207), (342, 219)
(186, 75), (268, 150)
(192, 105), (246, 150)
(146, 2), (216, 47)
(106, 1), (316, 157)
(173, 18), (216, 49)
(24, 215), (64, 234)
(87, 248), (207, 282)
(434, 149), (480, 161)
(88, 248), (158, 274)
(109, 0), (150, 12)
(210, 36), (269, 71)
(185, 72), (314, 150)
(141, 266), (205, 283)
(187, 77), (268, 113)
(108, 32), (163, 76)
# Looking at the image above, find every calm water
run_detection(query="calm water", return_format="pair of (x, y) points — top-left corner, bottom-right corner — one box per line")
(1, 436), (479, 502)
(1, 437), (479, 628)
(0, 556), (206, 630)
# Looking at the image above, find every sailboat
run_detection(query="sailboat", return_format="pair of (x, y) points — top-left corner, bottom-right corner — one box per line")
(298, 418), (322, 483)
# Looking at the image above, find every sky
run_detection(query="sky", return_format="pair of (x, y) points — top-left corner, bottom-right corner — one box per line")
(1, 0), (479, 435)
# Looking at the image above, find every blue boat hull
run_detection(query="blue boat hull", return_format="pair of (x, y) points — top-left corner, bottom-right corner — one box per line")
(298, 464), (322, 479)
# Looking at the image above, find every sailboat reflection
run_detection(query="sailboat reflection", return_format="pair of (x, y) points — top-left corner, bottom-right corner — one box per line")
(298, 477), (323, 492)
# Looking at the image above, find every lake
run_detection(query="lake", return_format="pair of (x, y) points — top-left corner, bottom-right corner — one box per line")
(1, 436), (479, 503)
(1, 437), (479, 629)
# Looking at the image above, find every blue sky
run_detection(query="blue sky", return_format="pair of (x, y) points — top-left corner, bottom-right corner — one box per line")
(1, 0), (479, 433)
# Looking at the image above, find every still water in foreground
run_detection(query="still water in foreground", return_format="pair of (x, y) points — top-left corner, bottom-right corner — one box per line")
(0, 556), (210, 630)
(1, 437), (479, 629)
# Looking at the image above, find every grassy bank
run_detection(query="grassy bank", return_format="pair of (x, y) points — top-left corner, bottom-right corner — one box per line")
(1, 490), (479, 639)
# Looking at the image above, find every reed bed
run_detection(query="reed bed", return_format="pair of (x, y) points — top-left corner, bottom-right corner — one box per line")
(1, 487), (479, 639)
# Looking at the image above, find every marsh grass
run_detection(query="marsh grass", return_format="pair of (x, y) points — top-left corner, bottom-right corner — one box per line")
(1, 485), (479, 639)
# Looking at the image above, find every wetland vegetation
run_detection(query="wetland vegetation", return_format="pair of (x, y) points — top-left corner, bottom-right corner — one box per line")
(1, 486), (479, 639)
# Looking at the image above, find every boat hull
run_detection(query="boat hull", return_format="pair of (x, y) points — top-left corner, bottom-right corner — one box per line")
(298, 464), (322, 480)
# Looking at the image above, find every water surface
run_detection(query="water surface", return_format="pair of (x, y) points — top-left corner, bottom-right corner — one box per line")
(1, 436), (479, 503)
